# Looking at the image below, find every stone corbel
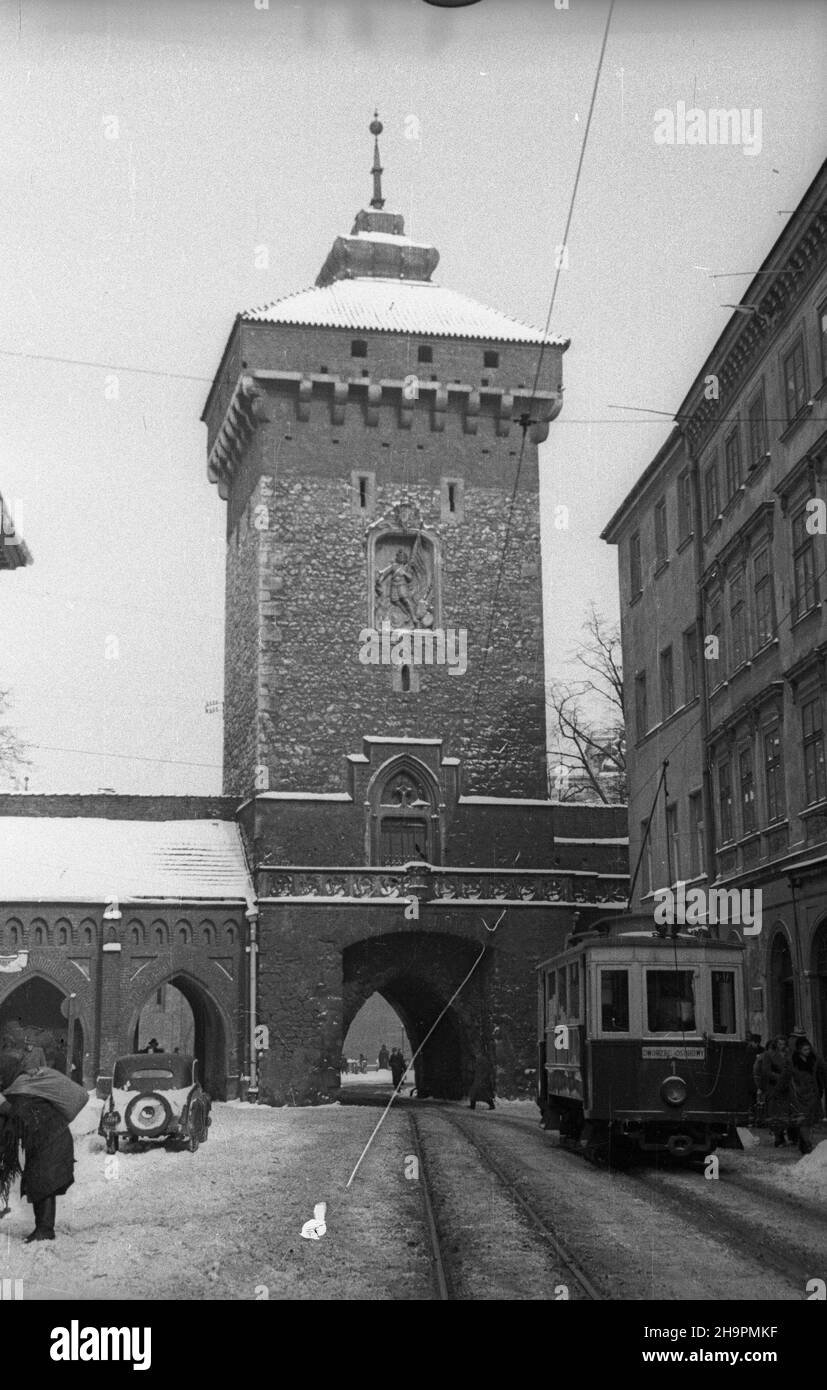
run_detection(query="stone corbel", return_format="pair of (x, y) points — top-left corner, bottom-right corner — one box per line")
(464, 389), (480, 435)
(497, 392), (514, 438)
(432, 385), (448, 432)
(297, 378), (313, 422)
(366, 383), (382, 426)
(332, 380), (348, 425)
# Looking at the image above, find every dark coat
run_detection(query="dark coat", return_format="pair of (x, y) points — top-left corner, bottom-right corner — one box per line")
(756, 1048), (792, 1124)
(470, 1055), (495, 1104)
(389, 1054), (406, 1086)
(791, 1055), (823, 1128)
(0, 1095), (75, 1204)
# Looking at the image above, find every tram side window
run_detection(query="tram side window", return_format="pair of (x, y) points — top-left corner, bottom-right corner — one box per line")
(546, 970), (556, 1025)
(558, 968), (567, 1015)
(601, 969), (630, 1032)
(569, 961), (580, 1020)
(646, 971), (696, 1032)
(711, 970), (736, 1034)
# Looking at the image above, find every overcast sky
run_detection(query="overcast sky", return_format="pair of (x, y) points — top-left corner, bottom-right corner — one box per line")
(0, 0), (824, 794)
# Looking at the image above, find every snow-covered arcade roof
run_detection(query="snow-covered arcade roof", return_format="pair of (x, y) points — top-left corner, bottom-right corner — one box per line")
(0, 817), (253, 904)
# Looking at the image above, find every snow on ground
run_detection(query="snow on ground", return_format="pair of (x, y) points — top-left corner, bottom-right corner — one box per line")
(0, 1098), (431, 1301)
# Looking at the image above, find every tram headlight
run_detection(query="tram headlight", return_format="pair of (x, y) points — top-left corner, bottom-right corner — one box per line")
(660, 1075), (688, 1107)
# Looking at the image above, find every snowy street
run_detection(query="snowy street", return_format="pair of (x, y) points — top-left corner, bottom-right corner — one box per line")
(1, 1097), (825, 1301)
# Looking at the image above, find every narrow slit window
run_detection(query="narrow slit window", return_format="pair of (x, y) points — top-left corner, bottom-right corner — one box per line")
(400, 665), (411, 692)
(447, 483), (456, 513)
(358, 476), (368, 509)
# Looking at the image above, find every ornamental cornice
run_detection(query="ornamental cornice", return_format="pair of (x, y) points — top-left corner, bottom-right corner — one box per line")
(683, 208), (827, 457)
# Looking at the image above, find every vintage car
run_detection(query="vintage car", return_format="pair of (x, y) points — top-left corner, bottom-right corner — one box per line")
(99, 1052), (211, 1154)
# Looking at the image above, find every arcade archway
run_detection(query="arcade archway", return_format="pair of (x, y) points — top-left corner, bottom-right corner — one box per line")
(769, 931), (796, 1038)
(0, 975), (84, 1077)
(342, 932), (487, 1100)
(130, 973), (229, 1100)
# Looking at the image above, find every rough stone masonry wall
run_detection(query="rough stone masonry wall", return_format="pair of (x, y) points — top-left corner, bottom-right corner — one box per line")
(222, 387), (546, 799)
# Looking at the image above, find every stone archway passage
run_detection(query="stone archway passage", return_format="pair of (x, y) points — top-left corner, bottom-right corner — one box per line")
(343, 932), (488, 1101)
(132, 973), (229, 1101)
(0, 976), (68, 1064)
(769, 933), (796, 1039)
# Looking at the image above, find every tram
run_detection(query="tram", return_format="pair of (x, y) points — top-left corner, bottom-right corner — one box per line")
(537, 915), (751, 1162)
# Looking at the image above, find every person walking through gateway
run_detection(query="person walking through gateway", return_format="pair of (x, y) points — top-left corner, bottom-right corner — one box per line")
(469, 1051), (496, 1111)
(378, 1043), (390, 1071)
(389, 1048), (406, 1089)
(0, 1050), (77, 1243)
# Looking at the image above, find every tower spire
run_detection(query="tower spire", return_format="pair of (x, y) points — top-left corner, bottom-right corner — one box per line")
(369, 111), (384, 210)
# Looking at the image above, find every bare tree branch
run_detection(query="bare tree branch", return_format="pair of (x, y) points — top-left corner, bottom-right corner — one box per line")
(546, 610), (627, 804)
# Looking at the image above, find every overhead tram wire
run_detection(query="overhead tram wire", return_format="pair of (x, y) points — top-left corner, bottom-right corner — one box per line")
(470, 0), (616, 732)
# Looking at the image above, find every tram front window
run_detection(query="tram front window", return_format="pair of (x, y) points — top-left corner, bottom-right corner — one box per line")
(647, 970), (696, 1032)
(601, 969), (629, 1032)
(712, 970), (736, 1033)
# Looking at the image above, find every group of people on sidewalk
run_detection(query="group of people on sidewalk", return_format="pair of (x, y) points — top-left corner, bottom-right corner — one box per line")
(751, 1029), (827, 1154)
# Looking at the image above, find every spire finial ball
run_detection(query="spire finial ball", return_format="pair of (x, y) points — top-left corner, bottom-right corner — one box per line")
(370, 112), (383, 136)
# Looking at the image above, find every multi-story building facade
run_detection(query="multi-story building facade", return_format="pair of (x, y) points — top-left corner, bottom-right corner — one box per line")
(603, 157), (827, 1053)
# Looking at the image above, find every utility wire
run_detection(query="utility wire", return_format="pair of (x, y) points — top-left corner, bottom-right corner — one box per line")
(471, 0), (615, 730)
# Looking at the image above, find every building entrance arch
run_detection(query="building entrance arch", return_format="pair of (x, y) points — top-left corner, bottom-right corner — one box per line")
(343, 932), (487, 1100)
(129, 972), (230, 1100)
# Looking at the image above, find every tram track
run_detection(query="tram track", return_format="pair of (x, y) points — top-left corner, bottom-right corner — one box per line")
(466, 1105), (826, 1296)
(408, 1107), (603, 1301)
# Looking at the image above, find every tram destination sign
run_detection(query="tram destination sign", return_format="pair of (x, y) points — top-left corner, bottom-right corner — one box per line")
(642, 1046), (706, 1060)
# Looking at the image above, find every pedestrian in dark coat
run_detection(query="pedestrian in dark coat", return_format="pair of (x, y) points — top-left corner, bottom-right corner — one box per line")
(791, 1043), (822, 1155)
(0, 1051), (75, 1242)
(389, 1049), (406, 1089)
(756, 1036), (793, 1145)
(378, 1044), (390, 1071)
(469, 1053), (496, 1111)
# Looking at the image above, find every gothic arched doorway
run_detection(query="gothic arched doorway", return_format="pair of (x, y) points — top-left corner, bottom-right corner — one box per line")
(342, 932), (487, 1101)
(0, 975), (69, 1068)
(811, 919), (827, 1058)
(131, 974), (228, 1100)
(769, 931), (795, 1038)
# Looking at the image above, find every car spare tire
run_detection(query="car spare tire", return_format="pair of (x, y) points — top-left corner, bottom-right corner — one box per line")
(125, 1092), (172, 1138)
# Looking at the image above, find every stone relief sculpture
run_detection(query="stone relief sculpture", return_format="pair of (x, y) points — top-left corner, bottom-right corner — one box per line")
(374, 528), (434, 629)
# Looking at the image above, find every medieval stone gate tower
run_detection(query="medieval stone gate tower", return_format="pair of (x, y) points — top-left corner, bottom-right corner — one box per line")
(202, 119), (625, 1104)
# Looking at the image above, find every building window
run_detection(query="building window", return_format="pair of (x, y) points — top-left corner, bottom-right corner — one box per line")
(707, 591), (724, 678)
(683, 626), (698, 703)
(764, 725), (785, 824)
(677, 469), (692, 540)
(417, 344), (433, 363)
(724, 427), (742, 500)
(441, 476), (464, 522)
(659, 645), (674, 720)
(792, 505), (818, 620)
(753, 545), (775, 647)
(747, 385), (768, 469)
(739, 743), (756, 835)
(689, 791), (704, 877)
(704, 457), (720, 528)
(666, 801), (680, 882)
(352, 470), (375, 514)
(783, 337), (808, 423)
(802, 696), (827, 807)
(654, 497), (668, 565)
(819, 301), (827, 383)
(358, 476), (368, 508)
(629, 530), (642, 596)
(380, 817), (427, 865)
(635, 671), (648, 740)
(351, 338), (367, 358)
(483, 349), (499, 368)
(718, 758), (733, 844)
(600, 970), (630, 1032)
(729, 568), (747, 670)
